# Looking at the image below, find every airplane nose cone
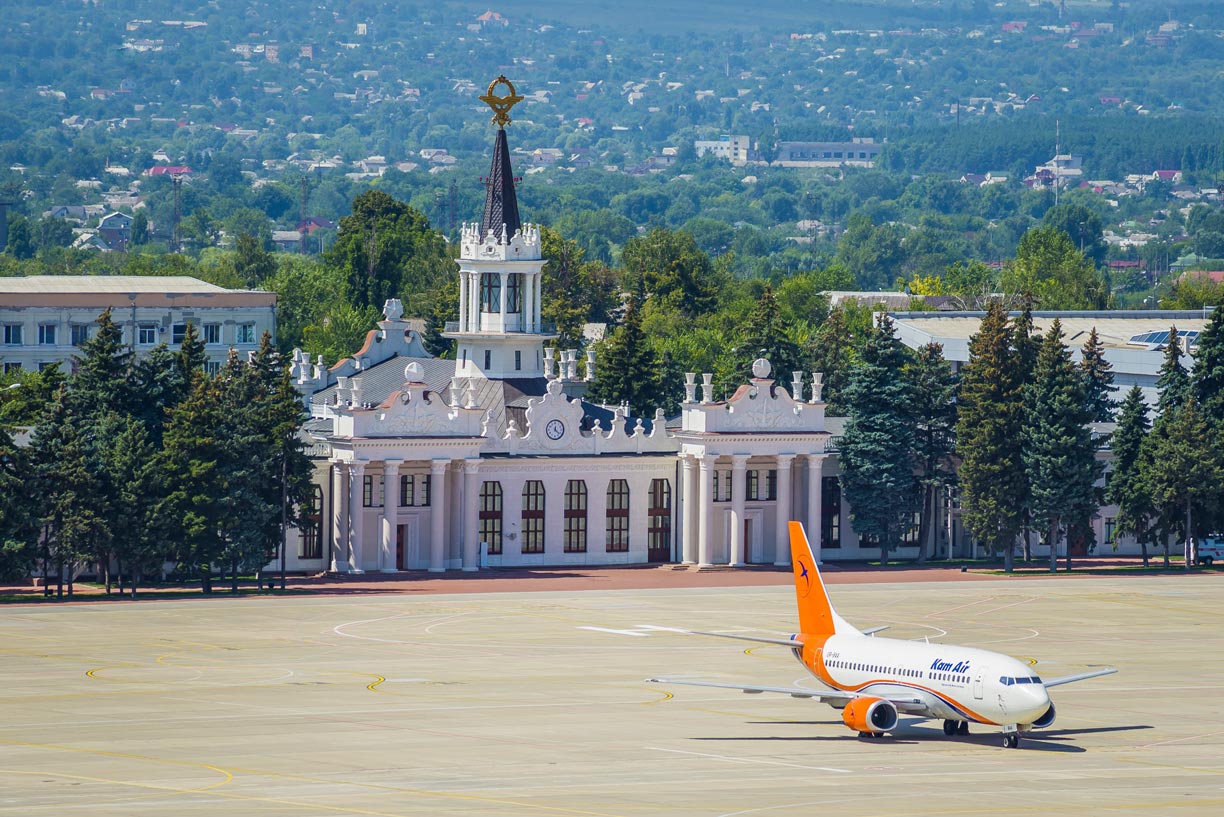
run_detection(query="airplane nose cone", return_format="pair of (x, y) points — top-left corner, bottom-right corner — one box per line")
(1015, 686), (1051, 723)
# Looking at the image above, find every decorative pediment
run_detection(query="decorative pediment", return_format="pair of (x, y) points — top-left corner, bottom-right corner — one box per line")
(345, 370), (483, 438)
(682, 363), (827, 436)
(521, 379), (586, 450)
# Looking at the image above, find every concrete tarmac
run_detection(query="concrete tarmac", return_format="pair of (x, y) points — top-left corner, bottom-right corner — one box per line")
(1, 573), (1221, 816)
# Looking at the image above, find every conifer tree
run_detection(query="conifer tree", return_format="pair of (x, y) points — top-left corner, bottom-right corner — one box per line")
(838, 316), (916, 565)
(1107, 386), (1154, 567)
(1192, 305), (1224, 418)
(1080, 326), (1116, 422)
(0, 425), (35, 581)
(1142, 398), (1222, 570)
(805, 305), (857, 414)
(176, 321), (207, 387)
(1011, 298), (1041, 561)
(1022, 319), (1098, 572)
(130, 344), (188, 445)
(956, 300), (1025, 571)
(589, 294), (663, 415)
(68, 308), (132, 421)
(1155, 325), (1191, 415)
(904, 342), (957, 562)
(105, 416), (161, 596)
(736, 285), (805, 384)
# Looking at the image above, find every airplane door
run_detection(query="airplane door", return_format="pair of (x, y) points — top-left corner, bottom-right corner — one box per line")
(973, 668), (985, 700)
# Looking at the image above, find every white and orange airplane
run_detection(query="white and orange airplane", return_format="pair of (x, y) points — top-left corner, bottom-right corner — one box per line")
(649, 522), (1117, 749)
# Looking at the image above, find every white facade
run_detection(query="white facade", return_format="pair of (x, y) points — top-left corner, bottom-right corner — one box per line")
(0, 276), (276, 375)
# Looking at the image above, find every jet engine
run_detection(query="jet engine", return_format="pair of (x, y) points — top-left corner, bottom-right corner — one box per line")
(841, 697), (898, 734)
(1031, 704), (1056, 729)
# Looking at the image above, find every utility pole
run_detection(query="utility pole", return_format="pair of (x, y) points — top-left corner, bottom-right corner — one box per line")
(299, 176), (309, 254)
(171, 173), (184, 252)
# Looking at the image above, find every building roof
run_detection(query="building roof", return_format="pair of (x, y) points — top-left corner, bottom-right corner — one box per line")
(0, 275), (232, 294)
(480, 127), (522, 238)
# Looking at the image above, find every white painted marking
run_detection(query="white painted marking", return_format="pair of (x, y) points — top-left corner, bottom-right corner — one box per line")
(577, 626), (649, 637)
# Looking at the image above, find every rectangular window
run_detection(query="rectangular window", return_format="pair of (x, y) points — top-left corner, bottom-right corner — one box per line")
(400, 474), (431, 507)
(506, 275), (521, 313)
(564, 480), (587, 553)
(70, 324), (90, 346)
(606, 479), (630, 552)
(747, 470), (758, 501)
(171, 323), (188, 344)
(822, 476), (841, 548)
(765, 469), (777, 501)
(480, 481), (503, 555)
(236, 323), (256, 344)
(514, 350), (521, 371)
(204, 360), (222, 376)
(3, 362), (21, 374)
(1104, 517), (1117, 545)
(484, 349), (491, 369)
(38, 324), (56, 345)
(648, 478), (672, 554)
(521, 480), (545, 554)
(299, 484), (324, 559)
(480, 273), (500, 312)
(3, 324), (24, 345)
(137, 324), (157, 345)
(714, 469), (732, 502)
(362, 474), (383, 507)
(203, 323), (221, 344)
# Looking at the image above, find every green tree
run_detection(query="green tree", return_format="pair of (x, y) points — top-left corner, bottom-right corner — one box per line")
(837, 316), (916, 565)
(904, 342), (957, 562)
(1023, 320), (1099, 572)
(0, 425), (35, 581)
(1106, 386), (1155, 566)
(956, 300), (1025, 571)
(1191, 306), (1224, 420)
(0, 363), (65, 428)
(130, 210), (149, 246)
(1042, 203), (1106, 266)
(1080, 327), (1116, 422)
(265, 256), (345, 354)
(1142, 399), (1223, 570)
(1003, 227), (1106, 310)
(1155, 326), (1191, 415)
(104, 416), (162, 596)
(804, 304), (862, 415)
(588, 294), (664, 416)
(735, 285), (805, 384)
(622, 227), (722, 319)
(68, 308), (132, 421)
(540, 226), (619, 349)
(301, 301), (381, 367)
(233, 232), (277, 288)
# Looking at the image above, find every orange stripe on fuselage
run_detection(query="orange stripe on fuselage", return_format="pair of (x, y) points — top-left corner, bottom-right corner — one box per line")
(801, 644), (999, 725)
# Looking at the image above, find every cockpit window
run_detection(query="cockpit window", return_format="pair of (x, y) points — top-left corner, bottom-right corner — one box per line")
(1000, 676), (1013, 685)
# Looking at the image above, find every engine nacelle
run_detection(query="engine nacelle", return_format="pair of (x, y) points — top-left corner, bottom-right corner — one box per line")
(1030, 703), (1056, 729)
(841, 697), (899, 734)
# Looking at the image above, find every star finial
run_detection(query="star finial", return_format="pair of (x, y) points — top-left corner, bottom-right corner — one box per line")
(479, 75), (524, 129)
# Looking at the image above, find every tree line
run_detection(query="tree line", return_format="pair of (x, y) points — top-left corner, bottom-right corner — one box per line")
(0, 311), (314, 594)
(833, 300), (1224, 570)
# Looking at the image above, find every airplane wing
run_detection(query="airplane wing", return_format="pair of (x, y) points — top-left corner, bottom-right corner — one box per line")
(1042, 667), (1118, 688)
(689, 630), (803, 648)
(646, 678), (928, 713)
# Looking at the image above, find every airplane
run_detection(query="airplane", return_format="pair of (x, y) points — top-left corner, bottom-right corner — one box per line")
(648, 521), (1117, 749)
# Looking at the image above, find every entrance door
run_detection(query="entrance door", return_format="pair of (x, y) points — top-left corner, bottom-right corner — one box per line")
(746, 509), (765, 563)
(973, 668), (985, 700)
(396, 524), (406, 570)
(397, 517), (426, 570)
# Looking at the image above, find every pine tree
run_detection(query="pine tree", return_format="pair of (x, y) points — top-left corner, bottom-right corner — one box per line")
(805, 305), (857, 414)
(176, 321), (207, 387)
(0, 425), (35, 581)
(736, 285), (805, 385)
(1022, 319), (1098, 572)
(1141, 399), (1223, 570)
(130, 344), (188, 445)
(838, 316), (916, 565)
(1011, 298), (1041, 561)
(68, 308), (133, 421)
(589, 294), (664, 415)
(956, 300), (1025, 571)
(1155, 325), (1191, 415)
(904, 342), (957, 562)
(105, 417), (161, 596)
(1189, 305), (1224, 534)
(1107, 386), (1154, 567)
(1081, 327), (1116, 422)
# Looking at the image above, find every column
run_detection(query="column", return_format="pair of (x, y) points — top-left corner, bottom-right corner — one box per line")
(449, 463), (464, 569)
(681, 454), (697, 564)
(380, 460), (401, 572)
(347, 462), (366, 573)
(462, 459), (481, 571)
(470, 273), (481, 331)
(807, 454), (825, 565)
(774, 455), (795, 567)
(429, 459), (448, 573)
(729, 455), (749, 566)
(697, 455), (715, 567)
(331, 462), (349, 572)
(459, 272), (469, 332)
(498, 272), (508, 327)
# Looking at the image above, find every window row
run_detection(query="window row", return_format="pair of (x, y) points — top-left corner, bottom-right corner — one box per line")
(712, 468), (779, 502)
(3, 323), (92, 346)
(361, 474), (432, 508)
(1, 321), (260, 347)
(479, 272), (523, 314)
(461, 347), (528, 372)
(480, 478), (672, 555)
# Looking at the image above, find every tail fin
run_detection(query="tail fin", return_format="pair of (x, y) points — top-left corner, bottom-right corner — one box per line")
(788, 521), (858, 638)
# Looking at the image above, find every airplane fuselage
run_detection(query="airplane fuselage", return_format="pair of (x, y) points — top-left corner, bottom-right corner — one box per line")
(801, 633), (1053, 728)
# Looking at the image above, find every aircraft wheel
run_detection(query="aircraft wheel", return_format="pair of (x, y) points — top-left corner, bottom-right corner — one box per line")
(858, 731), (871, 738)
(957, 721), (970, 736)
(943, 720), (957, 736)
(1003, 734), (1020, 749)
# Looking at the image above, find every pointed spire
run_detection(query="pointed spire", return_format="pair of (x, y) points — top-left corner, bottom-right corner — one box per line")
(481, 127), (521, 239)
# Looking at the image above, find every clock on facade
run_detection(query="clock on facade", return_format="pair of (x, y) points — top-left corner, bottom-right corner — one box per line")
(545, 419), (565, 440)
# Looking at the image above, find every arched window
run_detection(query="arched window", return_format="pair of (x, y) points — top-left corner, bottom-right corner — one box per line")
(480, 481), (503, 555)
(480, 273), (501, 313)
(299, 484), (324, 559)
(606, 479), (629, 552)
(564, 480), (587, 553)
(648, 479), (671, 558)
(522, 481), (545, 553)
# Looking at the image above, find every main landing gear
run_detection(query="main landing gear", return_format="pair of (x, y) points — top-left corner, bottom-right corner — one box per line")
(942, 719), (970, 736)
(1003, 733), (1021, 749)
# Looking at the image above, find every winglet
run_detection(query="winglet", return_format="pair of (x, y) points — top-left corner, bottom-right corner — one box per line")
(789, 521), (856, 638)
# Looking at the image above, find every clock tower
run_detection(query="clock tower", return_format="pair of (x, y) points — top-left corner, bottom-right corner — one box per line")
(443, 75), (558, 382)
